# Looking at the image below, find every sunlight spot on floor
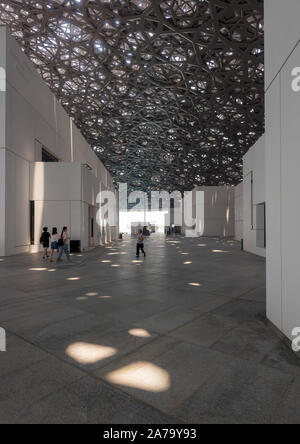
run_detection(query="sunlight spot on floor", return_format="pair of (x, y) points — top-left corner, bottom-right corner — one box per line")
(48, 269), (56, 272)
(188, 282), (202, 287)
(66, 342), (117, 364)
(105, 362), (171, 392)
(76, 296), (88, 301)
(67, 277), (81, 281)
(29, 268), (47, 271)
(102, 260), (112, 263)
(197, 244), (207, 247)
(184, 261), (192, 265)
(112, 264), (121, 267)
(129, 329), (151, 338)
(98, 295), (112, 299)
(85, 292), (99, 297)
(212, 250), (230, 254)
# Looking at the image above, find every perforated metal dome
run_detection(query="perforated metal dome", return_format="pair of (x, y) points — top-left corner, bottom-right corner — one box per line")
(0, 0), (264, 191)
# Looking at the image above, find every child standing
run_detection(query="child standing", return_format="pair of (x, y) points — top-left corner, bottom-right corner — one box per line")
(49, 227), (59, 263)
(40, 227), (51, 260)
(136, 229), (146, 258)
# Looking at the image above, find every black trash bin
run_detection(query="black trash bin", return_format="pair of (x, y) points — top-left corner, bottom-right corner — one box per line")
(70, 240), (81, 253)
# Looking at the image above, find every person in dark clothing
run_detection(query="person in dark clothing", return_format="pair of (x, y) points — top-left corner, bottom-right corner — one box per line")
(136, 229), (146, 258)
(40, 227), (51, 260)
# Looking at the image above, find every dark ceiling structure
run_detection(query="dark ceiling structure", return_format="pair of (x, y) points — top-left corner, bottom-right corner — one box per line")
(0, 0), (264, 191)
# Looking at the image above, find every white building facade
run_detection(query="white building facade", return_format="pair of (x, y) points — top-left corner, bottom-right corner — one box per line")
(183, 186), (235, 238)
(0, 27), (118, 256)
(236, 1), (300, 340)
(242, 136), (266, 258)
(265, 0), (300, 339)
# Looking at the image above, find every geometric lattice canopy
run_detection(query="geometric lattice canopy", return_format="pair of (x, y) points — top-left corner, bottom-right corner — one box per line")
(0, 0), (264, 191)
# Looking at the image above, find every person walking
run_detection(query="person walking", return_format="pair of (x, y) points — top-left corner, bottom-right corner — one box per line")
(49, 227), (59, 263)
(56, 226), (71, 262)
(136, 228), (146, 258)
(40, 227), (51, 260)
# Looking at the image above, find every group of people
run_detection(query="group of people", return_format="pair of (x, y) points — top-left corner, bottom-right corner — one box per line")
(40, 226), (71, 262)
(40, 226), (147, 262)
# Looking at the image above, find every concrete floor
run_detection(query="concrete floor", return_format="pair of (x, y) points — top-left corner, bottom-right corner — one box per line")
(0, 236), (300, 424)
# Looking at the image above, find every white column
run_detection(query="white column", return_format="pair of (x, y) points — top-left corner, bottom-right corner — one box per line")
(0, 149), (5, 256)
(265, 0), (300, 338)
(0, 28), (6, 256)
(266, 75), (282, 330)
(280, 44), (300, 337)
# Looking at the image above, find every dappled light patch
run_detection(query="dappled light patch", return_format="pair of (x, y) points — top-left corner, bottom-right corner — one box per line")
(129, 328), (151, 338)
(105, 362), (171, 393)
(66, 342), (117, 364)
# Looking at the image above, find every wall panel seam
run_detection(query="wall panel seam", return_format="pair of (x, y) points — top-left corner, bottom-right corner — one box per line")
(279, 70), (283, 332)
(265, 39), (300, 93)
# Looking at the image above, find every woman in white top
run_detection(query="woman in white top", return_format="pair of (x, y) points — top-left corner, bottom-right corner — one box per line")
(56, 226), (71, 262)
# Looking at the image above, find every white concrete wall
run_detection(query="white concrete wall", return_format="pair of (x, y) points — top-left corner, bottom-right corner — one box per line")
(265, 0), (300, 89)
(234, 182), (243, 242)
(30, 162), (80, 251)
(0, 27), (117, 256)
(0, 28), (6, 256)
(265, 0), (300, 339)
(29, 163), (115, 251)
(243, 136), (266, 257)
(0, 149), (5, 257)
(185, 186), (235, 238)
